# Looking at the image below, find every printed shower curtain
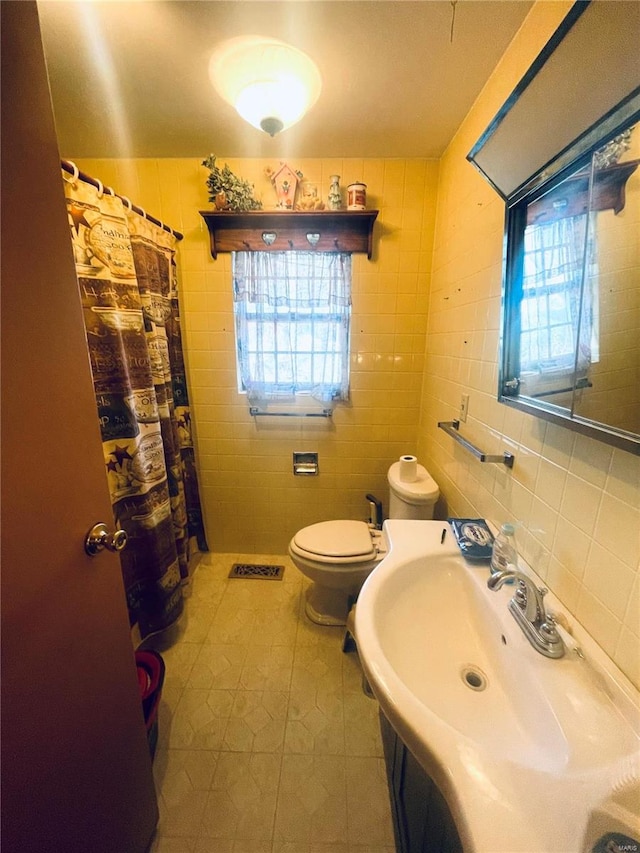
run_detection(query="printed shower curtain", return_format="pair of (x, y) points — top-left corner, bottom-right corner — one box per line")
(63, 172), (207, 637)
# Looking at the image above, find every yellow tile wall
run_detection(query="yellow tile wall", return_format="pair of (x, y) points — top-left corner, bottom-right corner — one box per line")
(417, 0), (640, 690)
(77, 155), (439, 555)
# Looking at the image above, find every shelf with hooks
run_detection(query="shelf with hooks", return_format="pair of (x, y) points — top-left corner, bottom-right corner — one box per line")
(199, 210), (378, 259)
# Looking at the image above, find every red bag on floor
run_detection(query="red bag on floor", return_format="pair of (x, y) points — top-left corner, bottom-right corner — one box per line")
(135, 650), (165, 759)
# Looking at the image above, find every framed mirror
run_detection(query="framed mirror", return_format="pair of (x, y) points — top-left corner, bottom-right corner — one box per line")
(501, 113), (639, 454)
(468, 0), (640, 454)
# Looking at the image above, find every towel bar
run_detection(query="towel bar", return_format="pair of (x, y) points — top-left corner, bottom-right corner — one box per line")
(249, 407), (333, 418)
(438, 420), (514, 468)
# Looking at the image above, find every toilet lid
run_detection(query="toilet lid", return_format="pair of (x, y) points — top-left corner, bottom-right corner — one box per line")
(292, 520), (376, 559)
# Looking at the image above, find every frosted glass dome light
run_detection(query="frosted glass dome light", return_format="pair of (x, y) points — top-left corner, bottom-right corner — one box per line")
(209, 36), (322, 136)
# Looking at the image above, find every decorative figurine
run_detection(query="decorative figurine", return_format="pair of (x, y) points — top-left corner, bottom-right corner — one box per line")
(296, 182), (325, 211)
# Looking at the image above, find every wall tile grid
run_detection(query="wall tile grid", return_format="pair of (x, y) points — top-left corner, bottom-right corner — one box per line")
(77, 156), (439, 556)
(416, 1), (640, 690)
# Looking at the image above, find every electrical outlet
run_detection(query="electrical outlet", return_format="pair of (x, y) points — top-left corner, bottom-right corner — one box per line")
(460, 394), (469, 422)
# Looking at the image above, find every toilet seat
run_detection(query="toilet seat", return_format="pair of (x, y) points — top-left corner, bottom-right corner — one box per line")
(291, 520), (377, 564)
(288, 520), (387, 625)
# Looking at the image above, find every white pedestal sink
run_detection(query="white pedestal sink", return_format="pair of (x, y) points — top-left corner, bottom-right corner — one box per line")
(355, 520), (640, 853)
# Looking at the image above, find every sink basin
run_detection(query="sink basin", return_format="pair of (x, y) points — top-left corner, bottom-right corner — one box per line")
(355, 520), (640, 853)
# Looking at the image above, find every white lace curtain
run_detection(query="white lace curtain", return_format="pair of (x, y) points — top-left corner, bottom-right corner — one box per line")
(521, 212), (598, 388)
(232, 251), (351, 406)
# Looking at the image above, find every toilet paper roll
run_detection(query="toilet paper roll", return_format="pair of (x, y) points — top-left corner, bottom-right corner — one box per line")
(399, 455), (418, 482)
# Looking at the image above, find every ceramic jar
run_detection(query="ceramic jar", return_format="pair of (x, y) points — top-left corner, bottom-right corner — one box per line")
(347, 182), (367, 210)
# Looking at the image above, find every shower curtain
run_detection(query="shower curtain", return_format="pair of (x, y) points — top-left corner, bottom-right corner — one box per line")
(63, 171), (207, 637)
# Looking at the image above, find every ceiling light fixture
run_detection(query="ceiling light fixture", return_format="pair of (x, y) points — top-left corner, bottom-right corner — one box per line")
(209, 36), (322, 137)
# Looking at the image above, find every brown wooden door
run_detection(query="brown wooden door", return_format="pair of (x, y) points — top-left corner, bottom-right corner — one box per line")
(1, 4), (158, 851)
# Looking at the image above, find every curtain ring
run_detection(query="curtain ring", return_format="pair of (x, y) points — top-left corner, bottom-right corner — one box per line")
(121, 195), (133, 210)
(63, 161), (79, 186)
(105, 186), (115, 196)
(95, 178), (104, 198)
(139, 207), (147, 220)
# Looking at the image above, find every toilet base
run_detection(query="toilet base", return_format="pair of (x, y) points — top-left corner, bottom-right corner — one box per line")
(304, 584), (352, 626)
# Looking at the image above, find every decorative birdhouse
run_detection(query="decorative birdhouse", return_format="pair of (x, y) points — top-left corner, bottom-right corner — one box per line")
(270, 162), (300, 209)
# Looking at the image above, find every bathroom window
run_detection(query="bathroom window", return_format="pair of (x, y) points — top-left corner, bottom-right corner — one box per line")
(232, 251), (351, 407)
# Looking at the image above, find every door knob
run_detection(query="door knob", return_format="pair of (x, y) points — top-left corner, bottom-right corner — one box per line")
(85, 522), (128, 556)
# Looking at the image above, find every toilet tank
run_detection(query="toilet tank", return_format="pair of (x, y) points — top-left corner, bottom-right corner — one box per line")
(387, 461), (439, 520)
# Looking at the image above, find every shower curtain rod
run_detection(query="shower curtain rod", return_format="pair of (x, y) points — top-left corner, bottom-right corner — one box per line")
(61, 159), (183, 240)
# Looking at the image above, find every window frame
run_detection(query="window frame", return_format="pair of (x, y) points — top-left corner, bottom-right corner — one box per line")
(232, 250), (352, 408)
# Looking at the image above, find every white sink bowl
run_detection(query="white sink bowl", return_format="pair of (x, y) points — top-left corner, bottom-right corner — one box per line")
(355, 520), (640, 853)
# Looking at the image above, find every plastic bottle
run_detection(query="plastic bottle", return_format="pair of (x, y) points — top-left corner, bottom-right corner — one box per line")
(490, 523), (518, 577)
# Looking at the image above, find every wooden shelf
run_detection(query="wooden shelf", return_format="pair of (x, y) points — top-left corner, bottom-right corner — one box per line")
(527, 160), (639, 226)
(199, 209), (378, 259)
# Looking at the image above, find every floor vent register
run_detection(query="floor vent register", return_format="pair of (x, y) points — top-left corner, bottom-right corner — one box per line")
(228, 563), (285, 580)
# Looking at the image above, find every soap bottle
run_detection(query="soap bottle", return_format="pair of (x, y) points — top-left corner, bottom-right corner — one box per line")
(490, 523), (518, 577)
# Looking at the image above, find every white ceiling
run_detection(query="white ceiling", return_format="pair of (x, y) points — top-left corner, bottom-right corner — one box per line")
(38, 0), (534, 160)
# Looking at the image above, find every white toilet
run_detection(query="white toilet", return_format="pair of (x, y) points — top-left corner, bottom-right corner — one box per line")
(288, 460), (439, 625)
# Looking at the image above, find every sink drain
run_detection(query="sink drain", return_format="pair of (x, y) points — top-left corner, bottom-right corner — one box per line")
(461, 666), (488, 691)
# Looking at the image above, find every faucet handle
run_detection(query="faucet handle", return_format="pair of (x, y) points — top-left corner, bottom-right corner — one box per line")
(514, 575), (545, 622)
(514, 582), (527, 606)
(540, 612), (561, 643)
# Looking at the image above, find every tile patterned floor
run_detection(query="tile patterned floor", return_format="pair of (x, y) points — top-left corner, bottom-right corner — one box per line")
(148, 552), (395, 853)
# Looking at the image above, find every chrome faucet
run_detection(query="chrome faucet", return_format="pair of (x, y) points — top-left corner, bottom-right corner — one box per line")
(488, 569), (565, 658)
